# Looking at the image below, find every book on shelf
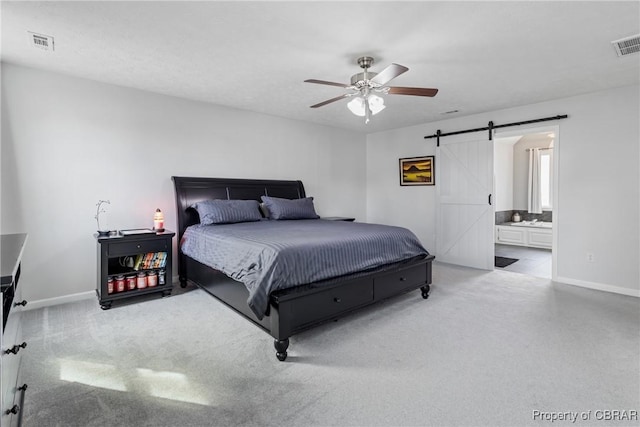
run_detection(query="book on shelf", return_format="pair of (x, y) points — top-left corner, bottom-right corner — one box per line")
(156, 252), (167, 268)
(152, 252), (159, 269)
(149, 253), (157, 269)
(133, 252), (167, 270)
(144, 252), (153, 269)
(133, 254), (144, 270)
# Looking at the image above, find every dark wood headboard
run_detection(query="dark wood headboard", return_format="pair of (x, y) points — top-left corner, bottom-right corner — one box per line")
(172, 176), (306, 243)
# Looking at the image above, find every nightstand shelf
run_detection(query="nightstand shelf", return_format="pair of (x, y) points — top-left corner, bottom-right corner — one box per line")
(95, 230), (175, 310)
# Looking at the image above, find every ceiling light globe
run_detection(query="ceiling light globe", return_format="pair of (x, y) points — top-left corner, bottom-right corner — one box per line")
(368, 94), (386, 115)
(347, 97), (366, 116)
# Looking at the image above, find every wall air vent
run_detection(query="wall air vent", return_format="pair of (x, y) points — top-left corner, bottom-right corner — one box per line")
(611, 34), (640, 57)
(28, 32), (55, 51)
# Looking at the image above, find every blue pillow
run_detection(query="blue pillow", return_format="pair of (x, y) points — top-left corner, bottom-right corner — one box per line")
(260, 196), (319, 220)
(191, 199), (262, 225)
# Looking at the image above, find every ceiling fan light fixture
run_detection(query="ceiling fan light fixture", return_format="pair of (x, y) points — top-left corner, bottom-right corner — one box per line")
(306, 56), (437, 124)
(347, 94), (385, 118)
(347, 97), (366, 117)
(368, 94), (386, 115)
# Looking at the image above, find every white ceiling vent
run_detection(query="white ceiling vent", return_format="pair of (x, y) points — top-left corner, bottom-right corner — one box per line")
(28, 32), (55, 51)
(611, 34), (640, 57)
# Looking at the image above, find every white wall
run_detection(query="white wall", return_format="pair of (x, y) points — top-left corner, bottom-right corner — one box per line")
(367, 85), (640, 297)
(494, 141), (515, 212)
(1, 63), (367, 304)
(365, 125), (436, 246)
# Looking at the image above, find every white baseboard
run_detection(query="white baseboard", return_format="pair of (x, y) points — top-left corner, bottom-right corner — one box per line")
(24, 277), (181, 311)
(555, 276), (640, 298)
(21, 276), (636, 310)
(24, 291), (95, 311)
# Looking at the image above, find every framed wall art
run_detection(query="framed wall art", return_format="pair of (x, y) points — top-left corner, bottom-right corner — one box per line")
(399, 156), (435, 186)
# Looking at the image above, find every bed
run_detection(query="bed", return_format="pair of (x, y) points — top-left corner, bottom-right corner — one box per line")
(173, 176), (435, 361)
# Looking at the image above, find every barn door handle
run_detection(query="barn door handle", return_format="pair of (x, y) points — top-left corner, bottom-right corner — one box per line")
(488, 194), (492, 205)
(4, 342), (27, 355)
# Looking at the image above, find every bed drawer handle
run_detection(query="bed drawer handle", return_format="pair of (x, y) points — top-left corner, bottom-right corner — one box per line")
(399, 277), (407, 281)
(333, 297), (341, 303)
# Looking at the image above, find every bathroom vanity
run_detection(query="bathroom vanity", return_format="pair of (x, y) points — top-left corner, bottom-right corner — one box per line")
(495, 222), (552, 249)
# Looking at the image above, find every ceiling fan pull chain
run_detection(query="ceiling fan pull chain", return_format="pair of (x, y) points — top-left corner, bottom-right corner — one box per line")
(365, 99), (372, 124)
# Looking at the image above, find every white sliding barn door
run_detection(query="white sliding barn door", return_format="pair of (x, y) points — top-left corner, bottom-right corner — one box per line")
(436, 132), (494, 270)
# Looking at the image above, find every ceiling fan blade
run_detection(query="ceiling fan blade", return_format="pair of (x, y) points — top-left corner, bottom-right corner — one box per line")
(387, 87), (439, 97)
(304, 79), (351, 88)
(370, 63), (409, 86)
(310, 94), (350, 108)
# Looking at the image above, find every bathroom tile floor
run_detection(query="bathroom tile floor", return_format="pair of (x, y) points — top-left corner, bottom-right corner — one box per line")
(495, 243), (552, 279)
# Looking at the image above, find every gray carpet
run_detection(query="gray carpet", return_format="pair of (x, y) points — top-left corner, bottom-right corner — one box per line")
(20, 263), (640, 426)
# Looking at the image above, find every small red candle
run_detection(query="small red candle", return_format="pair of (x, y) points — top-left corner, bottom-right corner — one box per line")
(153, 208), (164, 232)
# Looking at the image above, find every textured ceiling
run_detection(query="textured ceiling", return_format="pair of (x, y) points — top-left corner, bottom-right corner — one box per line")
(2, 1), (639, 133)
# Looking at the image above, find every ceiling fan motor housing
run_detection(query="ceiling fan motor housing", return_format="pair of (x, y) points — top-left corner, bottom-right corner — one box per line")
(351, 56), (379, 87)
(357, 56), (374, 69)
(350, 71), (379, 87)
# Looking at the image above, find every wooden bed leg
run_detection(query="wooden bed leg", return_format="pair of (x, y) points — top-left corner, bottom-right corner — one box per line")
(179, 277), (188, 288)
(420, 285), (430, 299)
(274, 339), (289, 362)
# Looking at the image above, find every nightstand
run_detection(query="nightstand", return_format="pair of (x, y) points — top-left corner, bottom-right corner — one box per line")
(321, 217), (356, 222)
(95, 230), (175, 309)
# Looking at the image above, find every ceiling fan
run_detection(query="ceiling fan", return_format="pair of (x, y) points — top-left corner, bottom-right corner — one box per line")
(305, 56), (438, 124)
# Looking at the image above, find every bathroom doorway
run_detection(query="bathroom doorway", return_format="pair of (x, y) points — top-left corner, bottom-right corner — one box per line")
(493, 125), (558, 279)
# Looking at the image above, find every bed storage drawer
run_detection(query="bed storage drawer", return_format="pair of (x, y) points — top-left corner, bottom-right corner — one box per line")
(374, 263), (427, 300)
(286, 279), (373, 329)
(107, 238), (169, 257)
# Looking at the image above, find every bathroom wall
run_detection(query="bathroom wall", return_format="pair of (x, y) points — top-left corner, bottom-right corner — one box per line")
(494, 133), (553, 224)
(494, 139), (515, 212)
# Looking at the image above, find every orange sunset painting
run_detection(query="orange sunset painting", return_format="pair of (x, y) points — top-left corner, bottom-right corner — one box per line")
(400, 156), (434, 186)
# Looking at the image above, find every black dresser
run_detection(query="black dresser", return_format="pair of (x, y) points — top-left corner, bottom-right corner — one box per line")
(1, 233), (28, 427)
